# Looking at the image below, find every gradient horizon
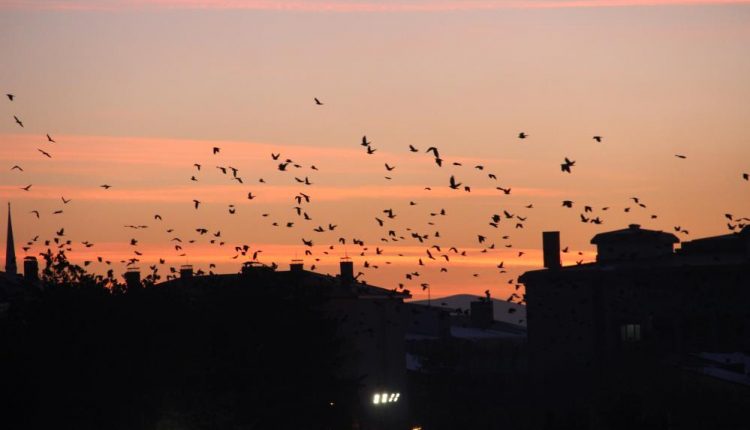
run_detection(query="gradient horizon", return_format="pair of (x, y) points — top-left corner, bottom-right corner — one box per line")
(1, 1), (749, 301)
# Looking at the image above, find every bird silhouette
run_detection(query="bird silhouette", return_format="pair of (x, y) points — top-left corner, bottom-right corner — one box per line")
(46, 134), (56, 143)
(675, 154), (687, 159)
(100, 184), (112, 189)
(593, 136), (602, 142)
(449, 175), (462, 190)
(21, 184), (32, 191)
(213, 147), (220, 154)
(6, 94), (14, 101)
(314, 98), (323, 105)
(193, 199), (201, 209)
(14, 116), (23, 127)
(61, 197), (71, 204)
(11, 165), (23, 171)
(561, 157), (575, 173)
(38, 149), (52, 158)
(408, 145), (419, 152)
(518, 132), (527, 139)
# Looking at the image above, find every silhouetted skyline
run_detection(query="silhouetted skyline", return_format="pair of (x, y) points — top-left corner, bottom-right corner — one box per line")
(1, 1), (749, 301)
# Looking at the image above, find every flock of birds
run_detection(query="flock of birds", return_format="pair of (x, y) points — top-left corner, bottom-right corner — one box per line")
(4, 93), (750, 316)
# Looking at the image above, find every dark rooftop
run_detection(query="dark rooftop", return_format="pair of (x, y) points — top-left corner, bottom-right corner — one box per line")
(590, 223), (679, 245)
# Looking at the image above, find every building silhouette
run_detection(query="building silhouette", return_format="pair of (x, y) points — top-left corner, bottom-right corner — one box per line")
(5, 203), (16, 276)
(128, 258), (412, 429)
(521, 223), (750, 378)
(0, 203), (39, 303)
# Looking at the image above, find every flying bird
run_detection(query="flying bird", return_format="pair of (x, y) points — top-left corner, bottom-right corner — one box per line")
(193, 200), (201, 209)
(46, 134), (56, 143)
(593, 136), (602, 142)
(14, 116), (23, 127)
(314, 98), (323, 105)
(6, 94), (14, 101)
(38, 149), (52, 158)
(518, 132), (527, 139)
(21, 184), (32, 191)
(497, 187), (511, 195)
(61, 197), (71, 204)
(561, 157), (575, 173)
(675, 154), (687, 159)
(213, 147), (220, 154)
(11, 165), (23, 171)
(100, 184), (112, 189)
(408, 145), (419, 152)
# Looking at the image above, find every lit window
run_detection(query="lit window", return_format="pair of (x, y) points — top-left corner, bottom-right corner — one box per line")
(373, 391), (400, 405)
(620, 324), (641, 342)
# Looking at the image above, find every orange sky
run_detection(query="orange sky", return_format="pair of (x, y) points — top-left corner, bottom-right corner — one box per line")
(1, 1), (749, 300)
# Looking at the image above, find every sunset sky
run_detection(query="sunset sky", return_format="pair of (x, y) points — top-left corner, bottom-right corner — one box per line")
(1, 0), (749, 301)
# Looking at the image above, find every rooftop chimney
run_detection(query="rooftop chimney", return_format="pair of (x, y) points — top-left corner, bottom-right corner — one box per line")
(180, 265), (193, 279)
(340, 257), (354, 286)
(542, 231), (561, 269)
(23, 256), (38, 283)
(123, 267), (142, 290)
(471, 299), (494, 329)
(290, 259), (304, 272)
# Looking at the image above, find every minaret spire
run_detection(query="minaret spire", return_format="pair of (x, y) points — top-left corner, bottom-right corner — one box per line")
(6, 202), (17, 275)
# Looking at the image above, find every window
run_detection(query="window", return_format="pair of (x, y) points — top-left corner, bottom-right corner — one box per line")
(620, 324), (641, 342)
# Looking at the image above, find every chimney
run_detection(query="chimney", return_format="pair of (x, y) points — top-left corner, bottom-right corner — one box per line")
(290, 259), (304, 272)
(23, 256), (38, 283)
(542, 231), (561, 269)
(180, 265), (193, 279)
(340, 257), (354, 286)
(471, 299), (494, 329)
(123, 267), (142, 290)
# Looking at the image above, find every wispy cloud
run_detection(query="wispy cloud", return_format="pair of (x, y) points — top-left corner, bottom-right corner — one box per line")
(0, 183), (559, 204)
(3, 0), (747, 12)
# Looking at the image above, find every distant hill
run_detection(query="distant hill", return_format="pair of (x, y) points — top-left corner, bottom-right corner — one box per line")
(410, 294), (526, 326)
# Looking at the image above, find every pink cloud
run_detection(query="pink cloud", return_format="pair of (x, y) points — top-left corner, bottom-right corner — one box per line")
(3, 0), (747, 12)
